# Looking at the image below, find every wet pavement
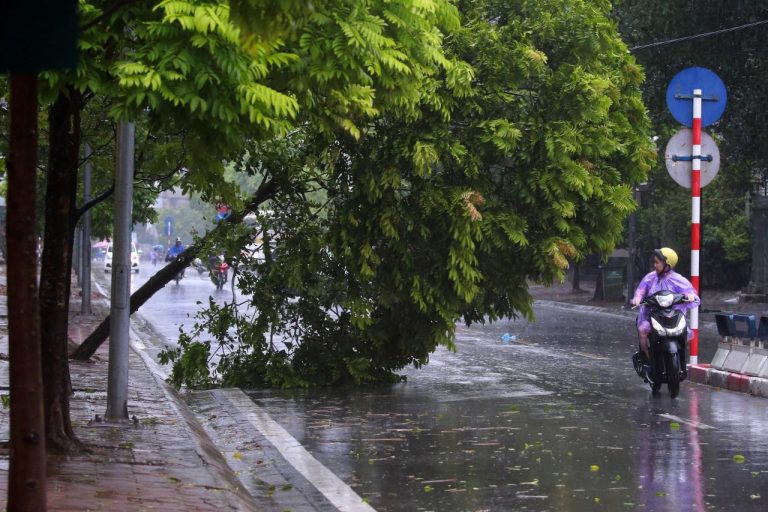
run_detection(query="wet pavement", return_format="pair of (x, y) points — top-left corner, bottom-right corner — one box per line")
(123, 267), (768, 511)
(0, 267), (270, 511)
(227, 306), (768, 512)
(0, 263), (766, 511)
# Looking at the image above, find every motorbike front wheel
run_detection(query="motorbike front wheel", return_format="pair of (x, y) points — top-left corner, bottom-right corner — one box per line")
(665, 353), (681, 398)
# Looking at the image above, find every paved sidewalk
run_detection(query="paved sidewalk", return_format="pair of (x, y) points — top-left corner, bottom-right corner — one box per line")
(0, 267), (274, 511)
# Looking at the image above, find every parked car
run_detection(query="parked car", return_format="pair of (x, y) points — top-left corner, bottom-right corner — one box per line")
(104, 243), (141, 273)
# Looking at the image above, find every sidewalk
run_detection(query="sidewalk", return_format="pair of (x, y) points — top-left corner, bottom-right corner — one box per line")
(0, 266), (279, 511)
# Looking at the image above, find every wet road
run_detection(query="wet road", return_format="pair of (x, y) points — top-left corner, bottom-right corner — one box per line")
(103, 267), (768, 511)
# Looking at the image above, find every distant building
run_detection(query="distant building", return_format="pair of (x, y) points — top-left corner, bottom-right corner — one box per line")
(156, 187), (190, 209)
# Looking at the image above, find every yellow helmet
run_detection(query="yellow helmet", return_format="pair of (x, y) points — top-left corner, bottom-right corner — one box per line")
(654, 247), (678, 268)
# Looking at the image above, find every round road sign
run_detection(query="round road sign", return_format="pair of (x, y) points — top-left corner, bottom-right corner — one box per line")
(664, 129), (720, 188)
(666, 67), (727, 128)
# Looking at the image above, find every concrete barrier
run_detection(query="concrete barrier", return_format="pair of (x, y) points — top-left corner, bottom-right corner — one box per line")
(726, 373), (751, 393)
(710, 342), (731, 370)
(722, 344), (750, 373)
(759, 354), (768, 379)
(687, 364), (709, 384)
(749, 377), (768, 397)
(707, 368), (729, 389)
(689, 312), (768, 399)
(742, 347), (768, 377)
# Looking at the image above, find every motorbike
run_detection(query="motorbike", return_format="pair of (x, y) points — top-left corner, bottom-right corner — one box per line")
(191, 257), (208, 275)
(211, 259), (229, 290)
(632, 290), (691, 398)
(165, 254), (185, 285)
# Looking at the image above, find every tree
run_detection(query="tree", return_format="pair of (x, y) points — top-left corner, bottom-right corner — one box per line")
(161, 0), (656, 388)
(36, 0), (462, 452)
(36, 0), (298, 452)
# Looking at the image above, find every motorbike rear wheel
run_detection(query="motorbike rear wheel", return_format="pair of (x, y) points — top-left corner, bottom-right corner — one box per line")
(665, 353), (681, 398)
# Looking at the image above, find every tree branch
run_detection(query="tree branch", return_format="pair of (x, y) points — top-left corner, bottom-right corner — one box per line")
(71, 179), (279, 360)
(73, 182), (115, 223)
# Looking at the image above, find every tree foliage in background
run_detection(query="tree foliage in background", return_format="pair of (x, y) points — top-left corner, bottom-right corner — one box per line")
(614, 0), (768, 288)
(162, 0), (655, 389)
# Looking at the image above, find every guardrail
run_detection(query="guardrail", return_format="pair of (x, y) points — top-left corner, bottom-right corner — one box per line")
(711, 313), (768, 378)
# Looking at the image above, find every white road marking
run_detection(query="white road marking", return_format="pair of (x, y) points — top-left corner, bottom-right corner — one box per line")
(573, 351), (609, 360)
(658, 413), (716, 430)
(221, 388), (376, 511)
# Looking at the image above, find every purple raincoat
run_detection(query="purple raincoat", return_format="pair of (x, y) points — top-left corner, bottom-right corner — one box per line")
(633, 269), (700, 336)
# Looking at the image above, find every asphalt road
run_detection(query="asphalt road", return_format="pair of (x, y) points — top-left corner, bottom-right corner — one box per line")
(100, 264), (768, 511)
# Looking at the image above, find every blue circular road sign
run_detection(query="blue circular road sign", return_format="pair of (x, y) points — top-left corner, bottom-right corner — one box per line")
(666, 67), (727, 128)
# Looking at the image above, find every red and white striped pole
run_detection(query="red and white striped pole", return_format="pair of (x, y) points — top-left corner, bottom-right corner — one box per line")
(690, 89), (702, 365)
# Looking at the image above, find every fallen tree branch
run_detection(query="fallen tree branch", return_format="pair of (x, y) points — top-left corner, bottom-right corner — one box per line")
(70, 179), (277, 360)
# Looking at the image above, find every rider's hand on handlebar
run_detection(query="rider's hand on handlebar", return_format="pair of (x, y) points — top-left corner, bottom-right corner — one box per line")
(684, 293), (696, 302)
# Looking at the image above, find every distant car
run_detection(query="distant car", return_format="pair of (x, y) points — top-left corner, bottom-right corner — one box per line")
(104, 243), (140, 273)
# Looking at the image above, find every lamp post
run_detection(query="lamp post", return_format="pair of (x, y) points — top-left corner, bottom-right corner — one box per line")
(625, 183), (648, 308)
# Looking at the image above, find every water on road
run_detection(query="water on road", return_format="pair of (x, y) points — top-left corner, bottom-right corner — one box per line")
(107, 267), (768, 511)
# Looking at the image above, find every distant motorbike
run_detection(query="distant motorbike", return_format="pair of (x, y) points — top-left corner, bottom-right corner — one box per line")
(165, 254), (185, 285)
(211, 258), (229, 291)
(632, 290), (691, 398)
(191, 257), (208, 275)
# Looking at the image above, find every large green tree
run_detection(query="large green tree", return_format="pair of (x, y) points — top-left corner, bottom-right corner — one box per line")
(34, 0), (462, 452)
(162, 0), (656, 388)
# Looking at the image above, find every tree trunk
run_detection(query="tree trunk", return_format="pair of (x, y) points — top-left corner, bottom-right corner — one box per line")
(71, 181), (277, 360)
(571, 261), (581, 292)
(71, 241), (203, 360)
(7, 73), (48, 512)
(39, 87), (85, 453)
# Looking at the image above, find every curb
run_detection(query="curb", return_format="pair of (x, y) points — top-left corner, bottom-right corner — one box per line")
(688, 363), (768, 398)
(88, 277), (262, 509)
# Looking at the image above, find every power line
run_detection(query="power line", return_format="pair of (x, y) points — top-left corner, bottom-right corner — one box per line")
(629, 18), (768, 51)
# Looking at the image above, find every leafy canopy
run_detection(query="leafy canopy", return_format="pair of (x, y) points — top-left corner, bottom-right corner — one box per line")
(162, 0), (655, 389)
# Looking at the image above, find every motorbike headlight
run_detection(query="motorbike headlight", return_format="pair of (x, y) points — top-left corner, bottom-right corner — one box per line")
(656, 294), (674, 308)
(651, 315), (687, 336)
(651, 315), (687, 337)
(667, 315), (687, 336)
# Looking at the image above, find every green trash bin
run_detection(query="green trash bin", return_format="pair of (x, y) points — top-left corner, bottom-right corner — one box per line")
(601, 266), (626, 301)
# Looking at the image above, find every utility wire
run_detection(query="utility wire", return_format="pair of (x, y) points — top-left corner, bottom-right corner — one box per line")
(629, 18), (768, 51)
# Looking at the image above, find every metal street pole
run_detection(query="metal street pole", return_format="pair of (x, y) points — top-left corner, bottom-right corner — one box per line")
(625, 192), (637, 309)
(664, 67), (726, 366)
(74, 225), (81, 286)
(106, 121), (134, 421)
(81, 143), (93, 315)
(689, 89), (702, 365)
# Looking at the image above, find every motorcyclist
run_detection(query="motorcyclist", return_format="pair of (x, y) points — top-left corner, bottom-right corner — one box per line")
(630, 248), (700, 377)
(165, 238), (186, 279)
(210, 254), (229, 289)
(165, 238), (184, 261)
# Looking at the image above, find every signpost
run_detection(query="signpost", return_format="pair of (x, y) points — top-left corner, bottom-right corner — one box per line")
(664, 129), (720, 189)
(164, 215), (174, 237)
(665, 67), (727, 365)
